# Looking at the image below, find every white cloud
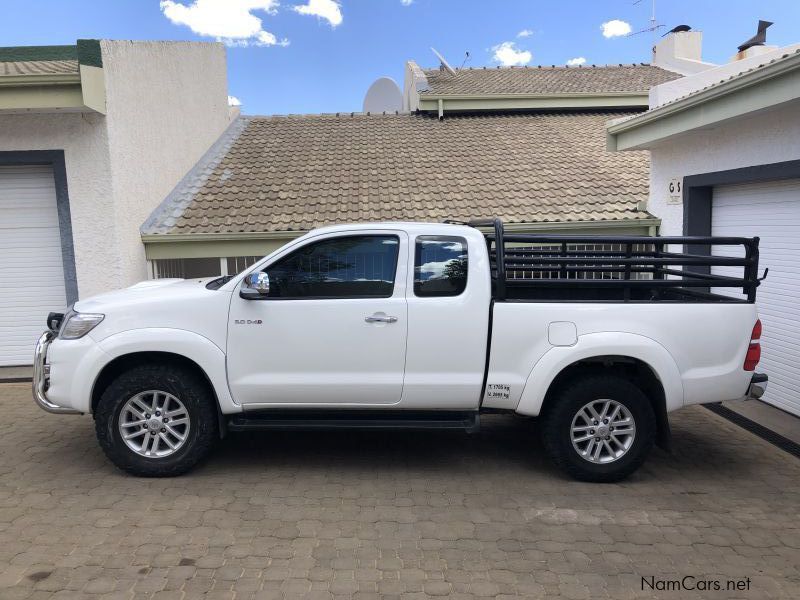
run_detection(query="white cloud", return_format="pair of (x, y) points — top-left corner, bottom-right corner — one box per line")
(293, 0), (342, 27)
(228, 95), (242, 106)
(566, 57), (586, 66)
(159, 0), (288, 47)
(601, 19), (631, 38)
(492, 41), (532, 67)
(401, 0), (413, 5)
(517, 29), (533, 38)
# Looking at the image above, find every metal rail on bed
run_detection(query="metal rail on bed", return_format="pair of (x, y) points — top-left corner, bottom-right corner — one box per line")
(460, 218), (762, 303)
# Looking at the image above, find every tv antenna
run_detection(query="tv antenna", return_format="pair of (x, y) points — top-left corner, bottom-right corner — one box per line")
(431, 47), (457, 76)
(628, 0), (665, 41)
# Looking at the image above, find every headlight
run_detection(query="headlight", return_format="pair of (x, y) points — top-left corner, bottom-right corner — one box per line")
(59, 311), (104, 340)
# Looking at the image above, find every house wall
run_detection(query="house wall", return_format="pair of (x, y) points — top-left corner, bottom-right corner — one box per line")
(0, 113), (116, 296)
(0, 41), (233, 299)
(649, 102), (800, 235)
(102, 40), (233, 291)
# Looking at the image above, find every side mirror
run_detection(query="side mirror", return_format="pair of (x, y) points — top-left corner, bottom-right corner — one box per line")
(240, 272), (270, 300)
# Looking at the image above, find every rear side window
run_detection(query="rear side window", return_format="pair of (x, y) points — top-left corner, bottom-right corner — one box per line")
(265, 235), (399, 299)
(414, 236), (468, 297)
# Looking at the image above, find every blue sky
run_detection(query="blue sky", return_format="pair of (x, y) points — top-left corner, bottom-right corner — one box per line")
(2, 1), (799, 115)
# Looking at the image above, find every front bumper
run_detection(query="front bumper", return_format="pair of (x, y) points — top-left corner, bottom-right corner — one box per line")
(33, 330), (82, 414)
(745, 373), (768, 401)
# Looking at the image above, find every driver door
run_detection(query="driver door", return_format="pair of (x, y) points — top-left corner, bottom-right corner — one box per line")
(226, 231), (409, 407)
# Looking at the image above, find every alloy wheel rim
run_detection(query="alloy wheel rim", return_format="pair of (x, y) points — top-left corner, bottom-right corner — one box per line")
(118, 390), (190, 458)
(570, 398), (636, 464)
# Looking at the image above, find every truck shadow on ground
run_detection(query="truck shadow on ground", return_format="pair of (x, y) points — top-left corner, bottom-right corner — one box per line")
(201, 412), (742, 483)
(18, 403), (758, 484)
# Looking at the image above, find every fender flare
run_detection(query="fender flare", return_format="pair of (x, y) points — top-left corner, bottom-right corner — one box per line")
(83, 328), (238, 414)
(514, 331), (684, 416)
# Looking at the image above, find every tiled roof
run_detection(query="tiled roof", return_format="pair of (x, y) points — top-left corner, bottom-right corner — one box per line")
(0, 59), (79, 77)
(421, 64), (681, 96)
(143, 111), (654, 236)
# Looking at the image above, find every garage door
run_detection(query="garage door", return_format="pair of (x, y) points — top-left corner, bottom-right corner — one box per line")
(0, 165), (68, 366)
(712, 179), (800, 416)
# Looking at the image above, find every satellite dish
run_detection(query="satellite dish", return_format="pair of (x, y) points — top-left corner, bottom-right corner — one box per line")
(431, 47), (457, 76)
(362, 77), (403, 113)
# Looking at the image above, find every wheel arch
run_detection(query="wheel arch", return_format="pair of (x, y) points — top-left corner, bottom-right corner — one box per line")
(538, 355), (672, 451)
(515, 331), (684, 452)
(82, 328), (237, 417)
(92, 351), (209, 412)
(91, 350), (230, 439)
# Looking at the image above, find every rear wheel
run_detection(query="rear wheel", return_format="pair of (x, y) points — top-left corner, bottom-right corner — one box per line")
(541, 375), (655, 482)
(95, 364), (217, 477)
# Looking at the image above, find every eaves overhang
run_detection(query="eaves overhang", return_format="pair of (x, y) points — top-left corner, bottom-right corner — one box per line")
(0, 39), (106, 114)
(607, 50), (800, 151)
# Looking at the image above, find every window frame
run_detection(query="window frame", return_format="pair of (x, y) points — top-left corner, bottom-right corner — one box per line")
(413, 235), (469, 298)
(255, 233), (402, 301)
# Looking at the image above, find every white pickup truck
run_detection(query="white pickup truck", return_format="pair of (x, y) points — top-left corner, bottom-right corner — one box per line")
(33, 220), (767, 482)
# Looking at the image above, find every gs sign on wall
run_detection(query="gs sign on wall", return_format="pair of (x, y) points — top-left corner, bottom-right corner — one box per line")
(667, 178), (682, 205)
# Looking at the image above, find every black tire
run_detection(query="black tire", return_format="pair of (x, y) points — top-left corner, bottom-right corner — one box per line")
(541, 375), (655, 483)
(95, 364), (217, 477)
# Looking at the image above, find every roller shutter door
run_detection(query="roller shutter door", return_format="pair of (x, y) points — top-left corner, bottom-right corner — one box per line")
(711, 179), (800, 416)
(0, 165), (68, 366)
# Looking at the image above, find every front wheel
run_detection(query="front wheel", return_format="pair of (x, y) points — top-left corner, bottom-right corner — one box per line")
(541, 375), (655, 482)
(95, 364), (217, 477)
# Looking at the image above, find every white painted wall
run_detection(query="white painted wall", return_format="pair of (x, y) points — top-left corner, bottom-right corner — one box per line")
(651, 31), (716, 77)
(102, 40), (233, 290)
(0, 41), (233, 298)
(648, 101), (800, 235)
(402, 60), (428, 112)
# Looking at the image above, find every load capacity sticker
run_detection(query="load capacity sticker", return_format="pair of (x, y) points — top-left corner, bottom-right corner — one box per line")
(485, 384), (510, 400)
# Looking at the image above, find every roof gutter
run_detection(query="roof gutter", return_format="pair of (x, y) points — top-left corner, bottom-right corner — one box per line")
(0, 73), (81, 87)
(420, 91), (650, 101)
(141, 217), (661, 243)
(419, 91), (650, 116)
(142, 230), (306, 243)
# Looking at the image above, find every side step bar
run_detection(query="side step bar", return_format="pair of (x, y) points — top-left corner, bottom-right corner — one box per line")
(227, 410), (480, 433)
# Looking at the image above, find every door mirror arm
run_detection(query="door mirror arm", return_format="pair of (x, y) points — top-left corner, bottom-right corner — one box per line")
(240, 272), (270, 300)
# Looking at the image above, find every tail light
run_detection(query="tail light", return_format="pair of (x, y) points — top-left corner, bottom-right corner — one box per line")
(743, 319), (762, 371)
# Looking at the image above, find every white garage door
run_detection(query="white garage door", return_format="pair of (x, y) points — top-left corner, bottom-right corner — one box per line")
(712, 179), (800, 416)
(0, 166), (68, 366)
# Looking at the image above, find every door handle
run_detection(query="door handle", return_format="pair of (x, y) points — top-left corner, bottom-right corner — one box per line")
(365, 314), (398, 323)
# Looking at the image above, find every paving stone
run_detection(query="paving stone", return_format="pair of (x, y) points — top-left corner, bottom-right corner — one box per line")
(0, 384), (798, 598)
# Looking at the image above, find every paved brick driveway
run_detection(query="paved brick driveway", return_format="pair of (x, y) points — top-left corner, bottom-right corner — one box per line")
(0, 382), (798, 599)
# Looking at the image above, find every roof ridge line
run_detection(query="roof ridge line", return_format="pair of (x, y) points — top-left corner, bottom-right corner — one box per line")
(423, 63), (656, 71)
(246, 111), (413, 119)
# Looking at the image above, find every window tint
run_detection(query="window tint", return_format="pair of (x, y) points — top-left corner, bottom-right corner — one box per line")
(265, 235), (399, 299)
(414, 236), (468, 297)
